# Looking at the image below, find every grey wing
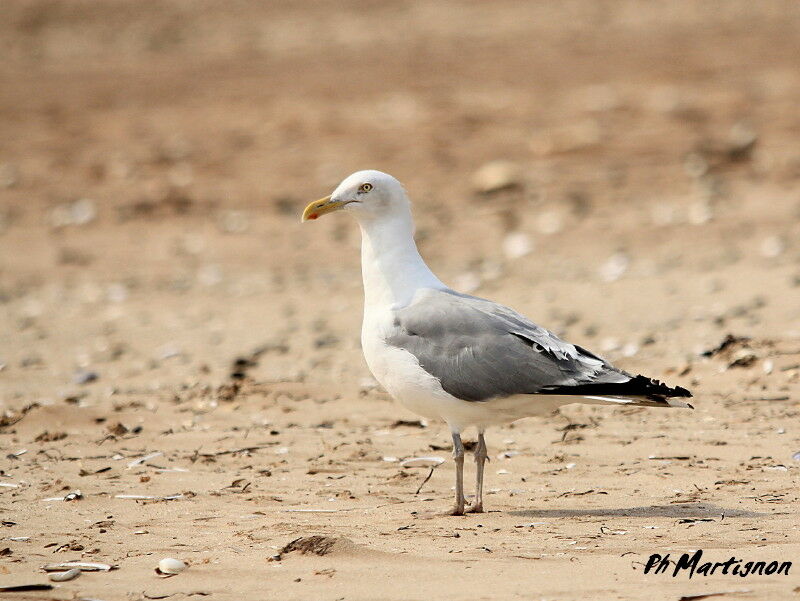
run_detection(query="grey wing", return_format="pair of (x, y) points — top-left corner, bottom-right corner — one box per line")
(385, 288), (631, 402)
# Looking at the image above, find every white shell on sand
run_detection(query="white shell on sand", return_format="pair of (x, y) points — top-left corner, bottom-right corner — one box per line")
(156, 558), (187, 576)
(49, 568), (81, 582)
(401, 456), (445, 468)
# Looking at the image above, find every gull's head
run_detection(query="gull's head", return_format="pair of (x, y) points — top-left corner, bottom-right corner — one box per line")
(302, 170), (409, 223)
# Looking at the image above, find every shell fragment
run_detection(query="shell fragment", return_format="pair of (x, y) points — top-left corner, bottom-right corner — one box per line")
(115, 493), (183, 501)
(42, 561), (113, 572)
(42, 490), (82, 502)
(400, 456), (445, 468)
(48, 568), (81, 582)
(127, 451), (163, 469)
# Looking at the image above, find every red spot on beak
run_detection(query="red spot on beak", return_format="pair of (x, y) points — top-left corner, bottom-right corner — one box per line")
(308, 213), (318, 220)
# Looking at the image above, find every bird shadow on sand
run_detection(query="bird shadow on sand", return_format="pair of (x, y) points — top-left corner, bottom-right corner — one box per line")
(510, 503), (767, 519)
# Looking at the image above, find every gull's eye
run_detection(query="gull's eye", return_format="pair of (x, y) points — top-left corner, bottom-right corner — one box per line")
(358, 183), (373, 193)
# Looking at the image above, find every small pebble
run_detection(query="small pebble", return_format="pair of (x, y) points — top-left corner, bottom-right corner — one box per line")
(454, 272), (481, 294)
(107, 283), (129, 303)
(51, 199), (97, 228)
(73, 370), (99, 385)
(502, 232), (533, 260)
(599, 253), (629, 282)
(600, 337), (620, 352)
(760, 235), (785, 258)
(471, 161), (521, 194)
(156, 558), (187, 576)
(532, 119), (601, 155)
(688, 200), (713, 225)
(621, 342), (639, 357)
(728, 122), (758, 156)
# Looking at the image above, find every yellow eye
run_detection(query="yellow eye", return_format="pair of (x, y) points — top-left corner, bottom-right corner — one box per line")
(359, 183), (373, 193)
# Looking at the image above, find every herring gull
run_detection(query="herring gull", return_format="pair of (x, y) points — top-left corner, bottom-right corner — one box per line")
(302, 170), (692, 516)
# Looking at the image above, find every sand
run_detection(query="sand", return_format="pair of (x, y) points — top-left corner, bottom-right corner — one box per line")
(1, 1), (799, 599)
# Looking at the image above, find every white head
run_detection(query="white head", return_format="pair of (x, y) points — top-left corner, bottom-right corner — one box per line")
(302, 170), (410, 224)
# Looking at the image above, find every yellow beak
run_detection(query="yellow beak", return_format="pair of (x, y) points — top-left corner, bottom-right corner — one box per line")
(302, 195), (348, 222)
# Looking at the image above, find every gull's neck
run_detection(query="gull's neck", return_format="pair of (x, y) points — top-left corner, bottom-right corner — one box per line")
(358, 209), (445, 310)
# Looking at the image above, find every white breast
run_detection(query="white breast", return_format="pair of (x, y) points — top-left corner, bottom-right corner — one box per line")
(361, 307), (444, 417)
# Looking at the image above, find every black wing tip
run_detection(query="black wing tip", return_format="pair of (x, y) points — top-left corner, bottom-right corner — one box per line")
(541, 374), (693, 401)
(628, 374), (693, 399)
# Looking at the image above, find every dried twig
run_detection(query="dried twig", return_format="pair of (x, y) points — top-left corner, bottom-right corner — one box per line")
(415, 467), (436, 495)
(189, 444), (277, 460)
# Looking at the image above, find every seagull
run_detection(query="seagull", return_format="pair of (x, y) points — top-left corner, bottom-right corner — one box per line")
(302, 170), (692, 516)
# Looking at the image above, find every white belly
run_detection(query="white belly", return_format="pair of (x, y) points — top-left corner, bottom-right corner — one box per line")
(361, 310), (569, 432)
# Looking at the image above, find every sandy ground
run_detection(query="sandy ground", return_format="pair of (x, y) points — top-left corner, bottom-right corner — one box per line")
(1, 1), (800, 599)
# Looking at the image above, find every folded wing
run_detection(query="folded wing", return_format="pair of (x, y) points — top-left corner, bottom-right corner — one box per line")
(386, 288), (691, 404)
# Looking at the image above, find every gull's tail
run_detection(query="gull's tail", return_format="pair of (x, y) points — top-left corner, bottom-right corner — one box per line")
(545, 374), (694, 409)
(581, 394), (694, 409)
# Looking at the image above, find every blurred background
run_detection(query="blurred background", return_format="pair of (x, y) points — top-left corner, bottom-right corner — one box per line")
(1, 0), (799, 401)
